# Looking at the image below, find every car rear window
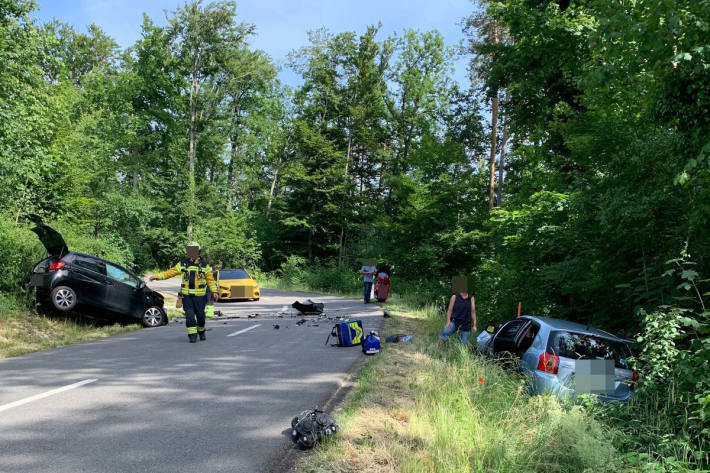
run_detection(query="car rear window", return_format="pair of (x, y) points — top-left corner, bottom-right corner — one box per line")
(73, 256), (105, 275)
(219, 270), (250, 280)
(547, 331), (632, 369)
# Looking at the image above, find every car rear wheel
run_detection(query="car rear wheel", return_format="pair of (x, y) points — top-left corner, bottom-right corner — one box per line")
(142, 306), (165, 327)
(51, 286), (77, 311)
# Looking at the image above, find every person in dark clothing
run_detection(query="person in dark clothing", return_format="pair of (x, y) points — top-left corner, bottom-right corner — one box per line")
(360, 258), (377, 304)
(438, 289), (477, 346)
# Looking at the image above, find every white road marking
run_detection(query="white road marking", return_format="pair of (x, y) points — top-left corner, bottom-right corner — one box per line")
(227, 324), (261, 337)
(0, 378), (98, 413)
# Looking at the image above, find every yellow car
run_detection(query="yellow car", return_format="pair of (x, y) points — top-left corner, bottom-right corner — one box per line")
(216, 269), (260, 301)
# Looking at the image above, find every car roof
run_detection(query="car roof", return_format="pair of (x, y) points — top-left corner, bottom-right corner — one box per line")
(521, 315), (624, 341)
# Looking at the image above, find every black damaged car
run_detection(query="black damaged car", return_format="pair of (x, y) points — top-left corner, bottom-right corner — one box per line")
(29, 225), (167, 327)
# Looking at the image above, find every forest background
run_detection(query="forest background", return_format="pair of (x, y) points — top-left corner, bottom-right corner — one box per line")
(1, 0), (708, 466)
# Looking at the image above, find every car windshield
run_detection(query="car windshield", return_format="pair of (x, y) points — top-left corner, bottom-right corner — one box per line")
(219, 269), (250, 280)
(548, 331), (631, 369)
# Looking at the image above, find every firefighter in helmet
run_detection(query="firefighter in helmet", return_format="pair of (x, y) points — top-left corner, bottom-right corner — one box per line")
(149, 242), (219, 343)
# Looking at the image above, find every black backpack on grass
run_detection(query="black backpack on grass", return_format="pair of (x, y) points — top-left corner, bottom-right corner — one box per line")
(291, 409), (339, 449)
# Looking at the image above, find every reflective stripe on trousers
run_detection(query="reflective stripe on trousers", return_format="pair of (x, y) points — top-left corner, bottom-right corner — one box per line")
(182, 295), (206, 334)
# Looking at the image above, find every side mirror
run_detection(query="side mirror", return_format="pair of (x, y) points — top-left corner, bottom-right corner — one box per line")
(139, 280), (146, 289)
(486, 325), (495, 334)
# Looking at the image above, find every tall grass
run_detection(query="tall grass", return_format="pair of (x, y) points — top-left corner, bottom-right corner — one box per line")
(295, 304), (618, 473)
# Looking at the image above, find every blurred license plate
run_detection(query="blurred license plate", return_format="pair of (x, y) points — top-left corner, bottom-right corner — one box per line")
(574, 359), (615, 394)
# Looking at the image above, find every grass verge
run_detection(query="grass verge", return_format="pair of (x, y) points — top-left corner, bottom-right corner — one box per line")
(291, 302), (619, 473)
(0, 296), (139, 359)
(261, 275), (704, 472)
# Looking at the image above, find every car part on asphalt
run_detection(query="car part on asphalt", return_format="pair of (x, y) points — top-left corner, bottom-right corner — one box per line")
(292, 300), (324, 314)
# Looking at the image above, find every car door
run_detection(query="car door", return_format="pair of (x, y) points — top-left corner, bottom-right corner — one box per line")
(104, 263), (141, 316)
(69, 255), (108, 307)
(492, 319), (530, 356)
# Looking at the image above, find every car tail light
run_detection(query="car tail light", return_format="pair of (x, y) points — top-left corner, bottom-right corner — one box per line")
(537, 351), (559, 374)
(630, 371), (638, 391)
(49, 261), (65, 271)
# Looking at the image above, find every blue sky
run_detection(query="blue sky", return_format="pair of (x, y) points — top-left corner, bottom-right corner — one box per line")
(32, 0), (474, 88)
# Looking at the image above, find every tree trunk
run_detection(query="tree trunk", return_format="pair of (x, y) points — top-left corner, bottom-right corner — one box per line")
(488, 22), (500, 212)
(266, 157), (280, 217)
(338, 226), (345, 268)
(226, 156), (234, 212)
(226, 96), (242, 211)
(187, 48), (202, 237)
(497, 94), (510, 207)
(227, 133), (238, 211)
(339, 129), (353, 267)
(488, 92), (499, 211)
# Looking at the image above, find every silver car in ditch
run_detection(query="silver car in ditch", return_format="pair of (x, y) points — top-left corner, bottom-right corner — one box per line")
(478, 316), (637, 402)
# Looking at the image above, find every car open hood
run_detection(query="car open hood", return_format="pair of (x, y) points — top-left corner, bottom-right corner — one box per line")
(31, 225), (69, 257)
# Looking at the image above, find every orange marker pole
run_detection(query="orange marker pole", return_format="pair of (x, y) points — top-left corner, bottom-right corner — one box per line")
(517, 301), (522, 318)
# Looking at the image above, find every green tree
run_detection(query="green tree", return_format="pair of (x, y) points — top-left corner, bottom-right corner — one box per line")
(165, 0), (255, 236)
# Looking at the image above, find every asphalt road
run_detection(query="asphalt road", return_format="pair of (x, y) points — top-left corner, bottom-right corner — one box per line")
(0, 282), (381, 473)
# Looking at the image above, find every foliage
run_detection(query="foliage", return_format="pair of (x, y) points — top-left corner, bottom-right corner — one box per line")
(0, 216), (45, 297)
(631, 256), (710, 464)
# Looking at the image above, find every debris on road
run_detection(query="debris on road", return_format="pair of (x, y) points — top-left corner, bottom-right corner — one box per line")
(291, 408), (340, 449)
(273, 324), (280, 329)
(292, 300), (324, 314)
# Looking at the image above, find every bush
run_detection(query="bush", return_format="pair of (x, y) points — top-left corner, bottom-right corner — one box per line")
(275, 256), (361, 294)
(0, 216), (45, 299)
(51, 221), (135, 268)
(615, 256), (710, 467)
